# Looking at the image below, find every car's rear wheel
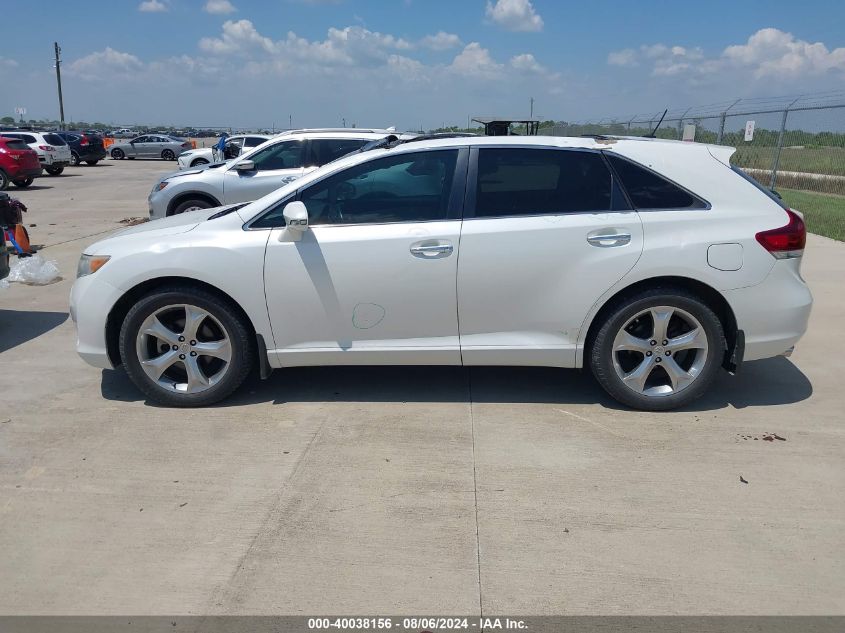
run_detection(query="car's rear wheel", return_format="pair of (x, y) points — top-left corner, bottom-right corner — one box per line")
(12, 177), (34, 188)
(45, 166), (64, 176)
(111, 148), (125, 160)
(589, 288), (725, 411)
(191, 158), (209, 167)
(171, 198), (213, 216)
(119, 286), (254, 407)
(71, 151), (81, 166)
(86, 160), (99, 166)
(161, 149), (175, 161)
(0, 170), (9, 191)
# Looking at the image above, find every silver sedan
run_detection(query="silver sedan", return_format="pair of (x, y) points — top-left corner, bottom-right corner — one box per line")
(109, 135), (192, 161)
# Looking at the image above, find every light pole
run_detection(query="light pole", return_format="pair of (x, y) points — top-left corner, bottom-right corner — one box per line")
(54, 42), (65, 130)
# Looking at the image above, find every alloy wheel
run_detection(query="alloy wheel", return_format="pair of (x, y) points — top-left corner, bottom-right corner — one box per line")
(135, 304), (232, 394)
(611, 306), (709, 397)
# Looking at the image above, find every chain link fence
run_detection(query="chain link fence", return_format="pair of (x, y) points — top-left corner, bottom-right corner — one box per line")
(549, 92), (845, 241)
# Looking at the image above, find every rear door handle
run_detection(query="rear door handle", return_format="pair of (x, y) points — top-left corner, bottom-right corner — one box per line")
(410, 240), (454, 259)
(587, 230), (632, 248)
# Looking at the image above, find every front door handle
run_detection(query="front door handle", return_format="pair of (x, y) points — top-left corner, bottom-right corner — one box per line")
(410, 240), (454, 259)
(587, 230), (632, 248)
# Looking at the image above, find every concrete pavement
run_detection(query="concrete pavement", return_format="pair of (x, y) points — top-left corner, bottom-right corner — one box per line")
(1, 160), (843, 614)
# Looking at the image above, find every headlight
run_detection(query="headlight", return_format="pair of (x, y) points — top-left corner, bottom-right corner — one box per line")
(77, 254), (110, 278)
(151, 180), (169, 195)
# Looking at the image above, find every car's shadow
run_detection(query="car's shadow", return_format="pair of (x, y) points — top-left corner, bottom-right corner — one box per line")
(13, 185), (53, 191)
(0, 309), (68, 353)
(100, 357), (812, 412)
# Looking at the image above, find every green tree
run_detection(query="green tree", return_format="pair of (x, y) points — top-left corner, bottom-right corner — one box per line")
(0, 116), (14, 124)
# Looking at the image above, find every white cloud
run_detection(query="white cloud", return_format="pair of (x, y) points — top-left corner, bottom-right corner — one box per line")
(723, 28), (845, 77)
(485, 0), (543, 32)
(67, 47), (144, 80)
(420, 31), (462, 51)
(204, 0), (236, 14)
(510, 53), (544, 73)
(138, 0), (168, 12)
(608, 28), (845, 81)
(199, 19), (277, 55)
(449, 42), (503, 78)
(0, 57), (19, 69)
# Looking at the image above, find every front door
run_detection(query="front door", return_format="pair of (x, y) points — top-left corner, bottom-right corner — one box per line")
(457, 146), (644, 367)
(261, 148), (467, 366)
(222, 139), (306, 204)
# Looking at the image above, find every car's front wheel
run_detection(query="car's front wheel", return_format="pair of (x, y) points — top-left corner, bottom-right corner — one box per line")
(119, 286), (254, 407)
(161, 149), (175, 161)
(191, 158), (209, 167)
(0, 170), (9, 190)
(589, 288), (725, 411)
(45, 166), (64, 175)
(86, 160), (99, 166)
(171, 198), (213, 216)
(111, 148), (125, 159)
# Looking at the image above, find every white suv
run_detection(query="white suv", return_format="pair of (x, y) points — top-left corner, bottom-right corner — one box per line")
(148, 129), (391, 219)
(2, 131), (73, 175)
(176, 134), (271, 170)
(72, 135), (812, 410)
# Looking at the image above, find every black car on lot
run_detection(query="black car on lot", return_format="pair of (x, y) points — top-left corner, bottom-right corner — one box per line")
(55, 131), (107, 166)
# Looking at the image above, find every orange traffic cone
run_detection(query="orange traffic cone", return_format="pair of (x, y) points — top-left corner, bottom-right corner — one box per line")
(14, 223), (31, 254)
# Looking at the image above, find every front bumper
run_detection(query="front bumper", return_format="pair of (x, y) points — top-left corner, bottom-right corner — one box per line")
(69, 273), (124, 369)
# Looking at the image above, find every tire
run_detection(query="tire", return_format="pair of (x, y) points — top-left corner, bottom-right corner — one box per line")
(111, 148), (125, 160)
(71, 151), (80, 166)
(45, 166), (64, 176)
(119, 285), (255, 407)
(191, 158), (209, 167)
(171, 198), (213, 216)
(86, 160), (99, 166)
(12, 177), (34, 188)
(161, 149), (175, 161)
(0, 170), (9, 191)
(589, 287), (725, 411)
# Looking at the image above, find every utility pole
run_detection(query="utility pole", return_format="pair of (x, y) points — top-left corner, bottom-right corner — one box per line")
(289, 114), (292, 130)
(54, 42), (65, 130)
(530, 97), (534, 119)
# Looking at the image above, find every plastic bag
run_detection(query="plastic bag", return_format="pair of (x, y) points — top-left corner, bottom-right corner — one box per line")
(8, 254), (61, 285)
(0, 278), (9, 290)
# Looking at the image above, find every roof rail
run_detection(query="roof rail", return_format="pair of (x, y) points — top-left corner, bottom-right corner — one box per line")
(281, 128), (394, 135)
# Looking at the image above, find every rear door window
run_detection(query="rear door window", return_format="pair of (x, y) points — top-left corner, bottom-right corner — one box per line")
(244, 136), (267, 148)
(473, 148), (624, 217)
(308, 138), (370, 167)
(606, 153), (707, 210)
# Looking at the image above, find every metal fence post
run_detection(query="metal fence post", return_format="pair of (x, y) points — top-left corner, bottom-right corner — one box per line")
(769, 109), (789, 190)
(717, 113), (726, 145)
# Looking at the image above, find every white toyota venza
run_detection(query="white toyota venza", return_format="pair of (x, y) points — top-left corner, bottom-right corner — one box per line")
(70, 136), (812, 410)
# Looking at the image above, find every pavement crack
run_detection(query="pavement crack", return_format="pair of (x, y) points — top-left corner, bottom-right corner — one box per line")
(467, 368), (484, 619)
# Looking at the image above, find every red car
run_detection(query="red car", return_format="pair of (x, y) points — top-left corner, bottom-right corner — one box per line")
(0, 135), (42, 190)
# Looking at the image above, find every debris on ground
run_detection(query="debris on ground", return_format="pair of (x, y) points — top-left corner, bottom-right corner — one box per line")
(740, 476), (749, 484)
(118, 217), (149, 226)
(7, 254), (61, 285)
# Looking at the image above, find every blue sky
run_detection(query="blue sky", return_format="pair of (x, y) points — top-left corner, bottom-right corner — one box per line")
(1, 0), (843, 129)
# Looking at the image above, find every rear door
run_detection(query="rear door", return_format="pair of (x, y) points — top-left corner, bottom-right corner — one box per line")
(221, 138), (306, 203)
(457, 146), (643, 368)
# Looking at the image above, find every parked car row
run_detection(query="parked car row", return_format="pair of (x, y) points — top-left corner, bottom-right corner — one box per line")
(0, 129), (111, 190)
(149, 128), (394, 218)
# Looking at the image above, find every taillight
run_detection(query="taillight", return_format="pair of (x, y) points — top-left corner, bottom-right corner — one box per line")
(38, 145), (55, 151)
(80, 135), (90, 146)
(755, 209), (806, 259)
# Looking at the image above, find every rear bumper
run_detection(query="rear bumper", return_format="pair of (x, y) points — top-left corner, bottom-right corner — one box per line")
(723, 258), (812, 361)
(7, 165), (42, 179)
(77, 149), (107, 162)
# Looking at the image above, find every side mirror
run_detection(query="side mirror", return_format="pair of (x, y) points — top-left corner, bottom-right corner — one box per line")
(282, 201), (308, 241)
(234, 159), (255, 172)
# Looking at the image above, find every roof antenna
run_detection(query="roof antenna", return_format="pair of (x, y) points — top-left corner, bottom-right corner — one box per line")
(644, 109), (668, 138)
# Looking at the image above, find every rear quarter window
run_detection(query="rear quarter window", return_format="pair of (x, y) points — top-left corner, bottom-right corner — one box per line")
(606, 153), (707, 210)
(44, 133), (67, 145)
(3, 139), (29, 151)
